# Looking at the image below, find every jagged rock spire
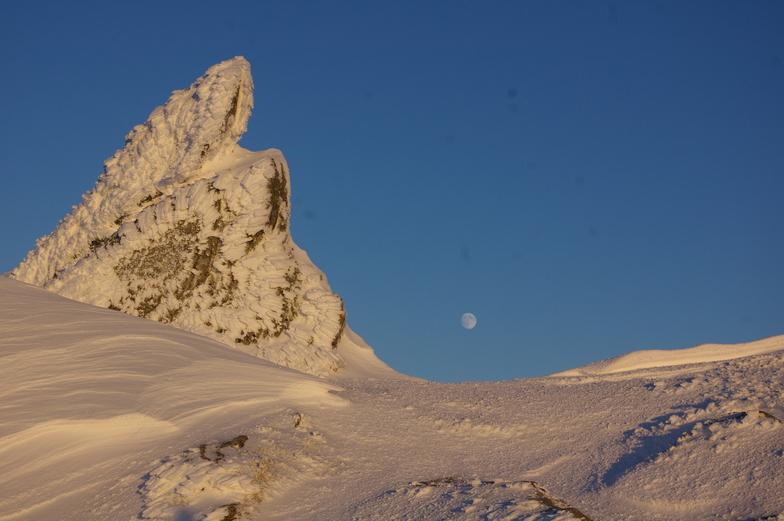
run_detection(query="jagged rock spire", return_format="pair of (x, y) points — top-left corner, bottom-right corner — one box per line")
(12, 57), (373, 376)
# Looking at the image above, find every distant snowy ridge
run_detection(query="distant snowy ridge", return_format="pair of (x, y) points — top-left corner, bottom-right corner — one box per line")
(11, 57), (387, 377)
(552, 334), (784, 376)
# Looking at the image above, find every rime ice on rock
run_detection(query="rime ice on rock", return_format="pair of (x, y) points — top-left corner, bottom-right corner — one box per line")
(12, 57), (351, 375)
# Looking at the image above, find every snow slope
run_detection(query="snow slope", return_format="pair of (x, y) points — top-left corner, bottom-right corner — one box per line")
(552, 335), (784, 377)
(2, 275), (783, 521)
(0, 275), (353, 520)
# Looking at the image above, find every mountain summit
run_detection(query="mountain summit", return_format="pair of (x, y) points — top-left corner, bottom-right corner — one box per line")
(12, 57), (384, 376)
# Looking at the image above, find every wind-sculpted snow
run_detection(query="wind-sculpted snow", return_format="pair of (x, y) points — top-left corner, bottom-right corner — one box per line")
(140, 412), (333, 521)
(2, 276), (784, 520)
(10, 57), (380, 376)
(351, 478), (592, 520)
(552, 335), (784, 376)
(0, 276), (347, 520)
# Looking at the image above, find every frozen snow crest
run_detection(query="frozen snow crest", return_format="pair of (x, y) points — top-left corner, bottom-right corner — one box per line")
(12, 57), (367, 376)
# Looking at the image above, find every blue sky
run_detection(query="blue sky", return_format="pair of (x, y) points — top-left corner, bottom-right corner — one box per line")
(1, 1), (782, 382)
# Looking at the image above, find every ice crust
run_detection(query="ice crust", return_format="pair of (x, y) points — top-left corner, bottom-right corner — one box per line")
(11, 57), (367, 376)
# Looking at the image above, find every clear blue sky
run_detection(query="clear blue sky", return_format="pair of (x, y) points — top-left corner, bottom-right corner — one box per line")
(1, 1), (782, 382)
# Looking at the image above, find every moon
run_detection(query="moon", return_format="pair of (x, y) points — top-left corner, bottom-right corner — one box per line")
(461, 313), (477, 329)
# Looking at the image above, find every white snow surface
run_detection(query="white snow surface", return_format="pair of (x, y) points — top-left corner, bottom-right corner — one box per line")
(552, 335), (784, 376)
(2, 275), (783, 521)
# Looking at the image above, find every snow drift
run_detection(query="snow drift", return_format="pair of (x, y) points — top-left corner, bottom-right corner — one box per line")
(3, 275), (784, 520)
(552, 335), (784, 376)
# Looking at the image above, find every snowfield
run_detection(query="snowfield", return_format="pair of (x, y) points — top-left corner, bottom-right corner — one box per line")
(2, 275), (783, 520)
(2, 57), (783, 520)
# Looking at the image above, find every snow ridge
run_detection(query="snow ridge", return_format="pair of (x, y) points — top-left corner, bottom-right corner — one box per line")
(551, 334), (784, 376)
(10, 57), (368, 376)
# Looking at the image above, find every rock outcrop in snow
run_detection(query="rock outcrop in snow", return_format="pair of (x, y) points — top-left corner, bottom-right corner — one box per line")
(12, 57), (365, 376)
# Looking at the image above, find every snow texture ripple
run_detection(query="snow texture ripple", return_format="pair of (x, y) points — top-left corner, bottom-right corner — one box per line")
(2, 276), (784, 520)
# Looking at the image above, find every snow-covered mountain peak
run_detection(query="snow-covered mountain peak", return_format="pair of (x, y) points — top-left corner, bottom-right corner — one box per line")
(11, 58), (389, 377)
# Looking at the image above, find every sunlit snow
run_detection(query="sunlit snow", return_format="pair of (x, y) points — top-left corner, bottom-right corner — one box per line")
(3, 275), (783, 520)
(2, 58), (783, 521)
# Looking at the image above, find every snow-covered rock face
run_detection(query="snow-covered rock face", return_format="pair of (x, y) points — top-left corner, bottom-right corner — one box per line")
(11, 57), (349, 375)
